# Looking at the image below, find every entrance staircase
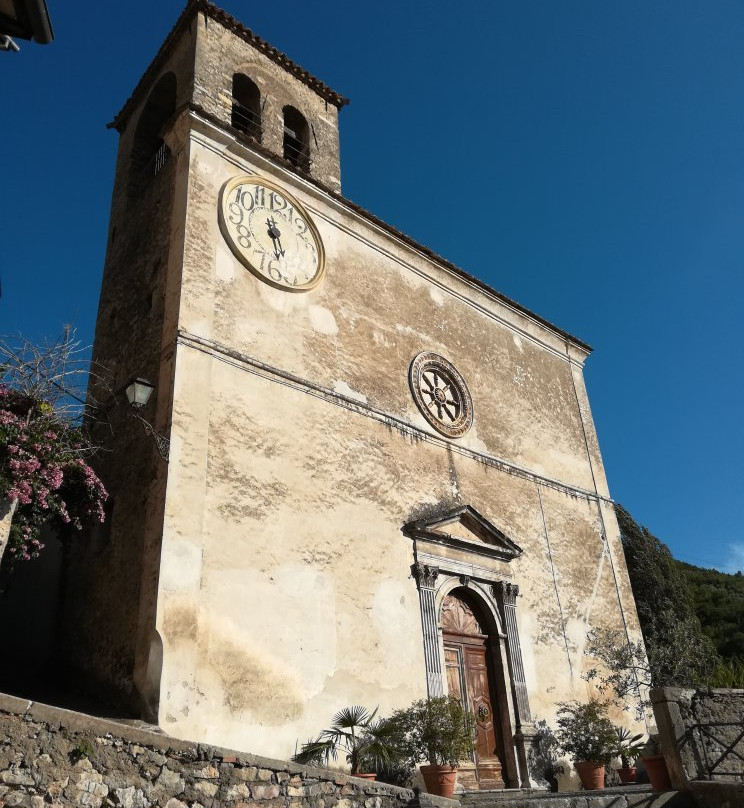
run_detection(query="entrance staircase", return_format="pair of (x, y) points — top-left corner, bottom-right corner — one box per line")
(459, 785), (695, 808)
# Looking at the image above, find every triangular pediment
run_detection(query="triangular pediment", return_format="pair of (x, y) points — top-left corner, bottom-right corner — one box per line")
(402, 505), (522, 562)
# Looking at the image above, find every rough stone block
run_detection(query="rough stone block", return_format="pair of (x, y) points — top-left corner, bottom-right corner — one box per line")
(0, 768), (35, 787)
(193, 780), (218, 798)
(155, 767), (185, 794)
(4, 792), (33, 808)
(113, 785), (149, 808)
(252, 784), (281, 799)
(226, 783), (251, 800)
(193, 765), (220, 779)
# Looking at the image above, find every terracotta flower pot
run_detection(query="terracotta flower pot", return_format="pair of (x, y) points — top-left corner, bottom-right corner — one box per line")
(643, 755), (671, 791)
(617, 766), (637, 784)
(420, 764), (458, 798)
(354, 773), (377, 781)
(573, 761), (605, 790)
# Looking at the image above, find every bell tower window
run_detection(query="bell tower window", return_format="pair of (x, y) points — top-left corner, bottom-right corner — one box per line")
(282, 106), (310, 171)
(130, 72), (176, 194)
(231, 73), (262, 140)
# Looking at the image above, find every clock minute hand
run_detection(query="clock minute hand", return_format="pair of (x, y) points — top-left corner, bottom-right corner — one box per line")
(266, 217), (285, 259)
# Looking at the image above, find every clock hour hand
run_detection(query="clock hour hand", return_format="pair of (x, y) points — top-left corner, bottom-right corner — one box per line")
(266, 217), (285, 259)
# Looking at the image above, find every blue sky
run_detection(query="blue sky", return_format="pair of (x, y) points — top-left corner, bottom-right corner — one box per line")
(3, 1), (743, 572)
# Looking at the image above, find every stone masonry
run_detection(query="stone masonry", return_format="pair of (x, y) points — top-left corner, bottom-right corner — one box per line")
(651, 687), (744, 790)
(0, 694), (450, 808)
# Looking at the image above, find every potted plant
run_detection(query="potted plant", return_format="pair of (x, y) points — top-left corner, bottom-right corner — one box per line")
(554, 699), (617, 790)
(640, 735), (671, 791)
(390, 696), (475, 797)
(612, 727), (645, 784)
(291, 706), (400, 779)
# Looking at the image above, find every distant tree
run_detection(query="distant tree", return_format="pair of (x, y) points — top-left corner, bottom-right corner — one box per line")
(709, 658), (744, 688)
(0, 331), (108, 571)
(584, 505), (718, 711)
(678, 560), (744, 662)
(614, 504), (718, 686)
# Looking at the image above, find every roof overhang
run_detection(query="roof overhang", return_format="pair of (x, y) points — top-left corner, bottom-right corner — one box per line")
(0, 0), (53, 43)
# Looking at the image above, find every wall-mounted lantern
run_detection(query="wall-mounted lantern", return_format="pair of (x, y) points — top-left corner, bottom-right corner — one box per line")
(124, 377), (169, 461)
(125, 377), (155, 408)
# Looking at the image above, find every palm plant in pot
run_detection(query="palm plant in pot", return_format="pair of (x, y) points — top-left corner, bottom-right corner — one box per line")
(554, 699), (616, 790)
(390, 696), (475, 798)
(613, 727), (645, 784)
(292, 706), (401, 779)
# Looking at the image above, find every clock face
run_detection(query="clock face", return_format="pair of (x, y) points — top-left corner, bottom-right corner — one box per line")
(218, 175), (325, 291)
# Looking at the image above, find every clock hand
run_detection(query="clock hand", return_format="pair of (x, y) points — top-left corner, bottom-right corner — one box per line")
(266, 217), (285, 259)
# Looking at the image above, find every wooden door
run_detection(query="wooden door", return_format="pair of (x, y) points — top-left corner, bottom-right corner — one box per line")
(442, 593), (505, 790)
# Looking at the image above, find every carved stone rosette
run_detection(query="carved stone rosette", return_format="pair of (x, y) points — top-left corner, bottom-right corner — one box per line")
(409, 352), (473, 438)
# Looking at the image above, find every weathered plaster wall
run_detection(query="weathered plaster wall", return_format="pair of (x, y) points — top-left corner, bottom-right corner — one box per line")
(144, 120), (646, 758)
(0, 694), (443, 808)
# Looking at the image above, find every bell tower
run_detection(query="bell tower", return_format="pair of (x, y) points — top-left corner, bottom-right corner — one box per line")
(111, 0), (347, 194)
(63, 0), (348, 717)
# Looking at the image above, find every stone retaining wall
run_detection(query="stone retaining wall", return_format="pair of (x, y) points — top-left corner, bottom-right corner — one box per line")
(0, 694), (451, 808)
(651, 687), (744, 790)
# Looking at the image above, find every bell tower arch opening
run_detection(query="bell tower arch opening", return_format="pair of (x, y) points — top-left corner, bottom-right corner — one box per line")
(129, 73), (177, 196)
(231, 73), (262, 140)
(282, 105), (310, 171)
(129, 72), (176, 195)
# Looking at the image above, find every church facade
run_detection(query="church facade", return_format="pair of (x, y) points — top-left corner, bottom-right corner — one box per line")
(66, 0), (645, 789)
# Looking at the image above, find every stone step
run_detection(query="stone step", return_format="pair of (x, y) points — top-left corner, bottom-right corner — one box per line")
(459, 785), (695, 808)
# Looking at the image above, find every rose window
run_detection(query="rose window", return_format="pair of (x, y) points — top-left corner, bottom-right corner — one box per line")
(409, 352), (473, 438)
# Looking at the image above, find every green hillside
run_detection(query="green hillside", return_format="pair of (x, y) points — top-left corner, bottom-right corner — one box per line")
(677, 561), (744, 662)
(615, 505), (744, 688)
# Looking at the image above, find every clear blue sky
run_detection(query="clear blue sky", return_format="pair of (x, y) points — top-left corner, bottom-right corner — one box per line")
(3, 1), (743, 572)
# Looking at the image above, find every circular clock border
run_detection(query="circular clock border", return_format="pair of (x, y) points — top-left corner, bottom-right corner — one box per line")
(409, 352), (474, 438)
(218, 174), (326, 293)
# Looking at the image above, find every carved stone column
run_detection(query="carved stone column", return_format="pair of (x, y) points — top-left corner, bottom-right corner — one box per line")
(412, 562), (443, 698)
(494, 582), (531, 723)
(494, 581), (532, 787)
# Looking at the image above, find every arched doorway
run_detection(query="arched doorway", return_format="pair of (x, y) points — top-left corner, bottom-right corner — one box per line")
(441, 589), (506, 790)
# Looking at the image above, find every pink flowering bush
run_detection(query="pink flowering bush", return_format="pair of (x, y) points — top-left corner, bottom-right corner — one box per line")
(0, 385), (107, 564)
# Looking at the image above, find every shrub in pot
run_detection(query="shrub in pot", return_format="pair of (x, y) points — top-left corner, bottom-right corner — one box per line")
(291, 705), (401, 778)
(390, 696), (476, 797)
(554, 699), (616, 790)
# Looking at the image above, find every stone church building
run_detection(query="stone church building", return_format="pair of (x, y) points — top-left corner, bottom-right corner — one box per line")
(63, 0), (645, 790)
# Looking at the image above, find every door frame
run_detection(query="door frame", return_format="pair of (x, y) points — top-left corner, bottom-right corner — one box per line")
(443, 609), (506, 789)
(436, 580), (518, 789)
